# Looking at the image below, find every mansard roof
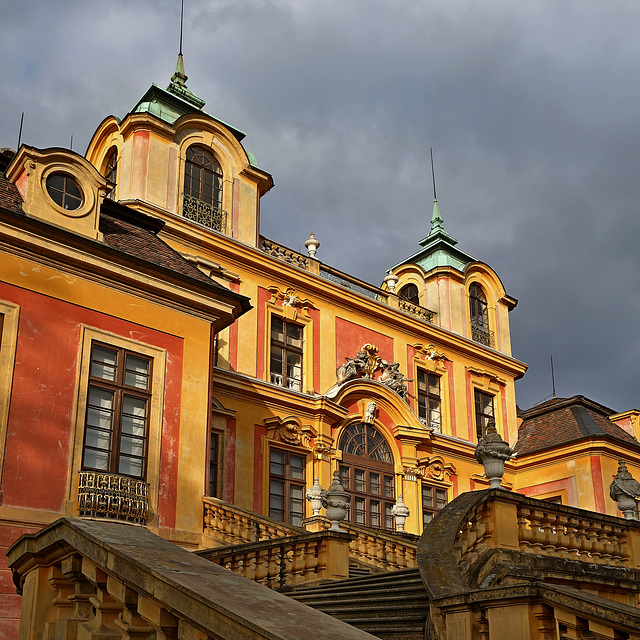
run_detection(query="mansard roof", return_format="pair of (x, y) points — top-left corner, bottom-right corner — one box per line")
(514, 395), (639, 455)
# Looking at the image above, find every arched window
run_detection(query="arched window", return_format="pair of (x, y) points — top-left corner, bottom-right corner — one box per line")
(338, 423), (395, 529)
(399, 283), (420, 306)
(104, 148), (118, 201)
(182, 146), (226, 232)
(469, 283), (493, 347)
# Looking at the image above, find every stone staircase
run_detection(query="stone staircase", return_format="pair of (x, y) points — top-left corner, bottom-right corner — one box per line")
(285, 568), (429, 640)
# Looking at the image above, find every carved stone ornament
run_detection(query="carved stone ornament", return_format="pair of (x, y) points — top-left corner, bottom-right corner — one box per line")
(391, 495), (410, 532)
(305, 477), (326, 516)
(414, 457), (457, 482)
(264, 416), (316, 448)
(268, 285), (314, 308)
(336, 344), (410, 400)
(413, 343), (446, 363)
(610, 460), (640, 520)
(363, 401), (377, 424)
(379, 362), (411, 400)
(336, 344), (381, 384)
(403, 468), (421, 482)
(321, 471), (351, 532)
(474, 422), (513, 489)
(313, 444), (335, 462)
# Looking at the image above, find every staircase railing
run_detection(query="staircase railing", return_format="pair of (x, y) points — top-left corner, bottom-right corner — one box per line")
(202, 497), (419, 577)
(203, 496), (304, 546)
(197, 530), (354, 588)
(8, 518), (377, 640)
(341, 521), (418, 570)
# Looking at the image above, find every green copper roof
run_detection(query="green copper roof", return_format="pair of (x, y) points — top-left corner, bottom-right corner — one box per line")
(131, 54), (247, 142)
(392, 199), (475, 273)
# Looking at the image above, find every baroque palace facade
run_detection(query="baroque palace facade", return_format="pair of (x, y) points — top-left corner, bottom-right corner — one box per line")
(2, 59), (640, 640)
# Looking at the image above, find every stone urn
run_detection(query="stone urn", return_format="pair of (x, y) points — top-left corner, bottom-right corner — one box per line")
(474, 421), (513, 489)
(610, 460), (640, 520)
(391, 495), (410, 531)
(321, 470), (351, 531)
(383, 272), (399, 294)
(304, 232), (320, 258)
(305, 477), (326, 516)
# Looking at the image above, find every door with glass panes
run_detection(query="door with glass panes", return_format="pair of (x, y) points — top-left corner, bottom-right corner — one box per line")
(338, 423), (395, 529)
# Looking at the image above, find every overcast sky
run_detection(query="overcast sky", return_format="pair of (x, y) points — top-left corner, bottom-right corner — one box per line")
(2, 0), (639, 413)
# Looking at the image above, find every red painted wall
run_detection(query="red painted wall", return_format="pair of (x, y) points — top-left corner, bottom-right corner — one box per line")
(0, 283), (183, 528)
(335, 317), (394, 378)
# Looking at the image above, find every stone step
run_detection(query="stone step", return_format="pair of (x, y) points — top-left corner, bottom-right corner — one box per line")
(290, 583), (426, 602)
(314, 604), (429, 620)
(290, 590), (427, 607)
(286, 567), (429, 640)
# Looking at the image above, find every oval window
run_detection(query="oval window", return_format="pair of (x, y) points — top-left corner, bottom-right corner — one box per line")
(46, 173), (83, 210)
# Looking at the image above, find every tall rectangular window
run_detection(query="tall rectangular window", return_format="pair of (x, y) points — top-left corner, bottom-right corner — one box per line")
(270, 317), (303, 391)
(269, 449), (306, 526)
(208, 432), (220, 497)
(417, 370), (441, 430)
(422, 485), (448, 529)
(83, 343), (152, 479)
(474, 390), (494, 441)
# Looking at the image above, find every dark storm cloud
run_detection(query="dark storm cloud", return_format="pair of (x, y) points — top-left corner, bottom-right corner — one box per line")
(2, 0), (639, 412)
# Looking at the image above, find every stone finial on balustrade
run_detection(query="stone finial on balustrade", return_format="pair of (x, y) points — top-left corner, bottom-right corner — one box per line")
(474, 421), (513, 489)
(383, 272), (399, 294)
(321, 470), (351, 532)
(610, 460), (640, 520)
(305, 477), (326, 516)
(391, 495), (410, 531)
(304, 232), (320, 258)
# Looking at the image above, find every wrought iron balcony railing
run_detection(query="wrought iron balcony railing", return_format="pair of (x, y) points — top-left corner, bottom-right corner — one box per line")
(78, 471), (150, 524)
(183, 194), (227, 232)
(471, 323), (495, 348)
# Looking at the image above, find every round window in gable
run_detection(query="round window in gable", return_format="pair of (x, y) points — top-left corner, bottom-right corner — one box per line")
(46, 172), (83, 210)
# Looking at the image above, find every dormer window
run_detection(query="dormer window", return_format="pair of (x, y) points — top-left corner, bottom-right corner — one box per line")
(183, 146), (226, 233)
(469, 283), (494, 347)
(46, 173), (83, 211)
(399, 283), (420, 305)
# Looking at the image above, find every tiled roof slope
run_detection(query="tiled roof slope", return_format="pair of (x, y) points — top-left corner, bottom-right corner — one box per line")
(515, 395), (639, 455)
(99, 199), (228, 290)
(0, 162), (249, 311)
(0, 151), (23, 214)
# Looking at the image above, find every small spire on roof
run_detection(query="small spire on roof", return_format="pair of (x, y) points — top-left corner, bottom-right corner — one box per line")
(430, 198), (445, 234)
(171, 53), (188, 87)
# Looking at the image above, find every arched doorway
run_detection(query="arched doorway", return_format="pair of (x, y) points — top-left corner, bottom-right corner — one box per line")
(338, 423), (395, 530)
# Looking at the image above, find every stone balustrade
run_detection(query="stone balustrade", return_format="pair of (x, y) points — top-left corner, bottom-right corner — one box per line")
(198, 530), (353, 588)
(203, 496), (303, 546)
(452, 493), (639, 575)
(342, 521), (418, 570)
(204, 498), (418, 576)
(418, 489), (640, 639)
(398, 298), (436, 323)
(260, 237), (309, 270)
(8, 518), (377, 640)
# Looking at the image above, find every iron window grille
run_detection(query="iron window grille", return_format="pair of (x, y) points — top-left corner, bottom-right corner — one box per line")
(474, 390), (495, 441)
(417, 370), (441, 431)
(270, 317), (303, 391)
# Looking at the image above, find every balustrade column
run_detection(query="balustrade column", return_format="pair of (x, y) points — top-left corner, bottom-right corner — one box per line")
(137, 595), (179, 640)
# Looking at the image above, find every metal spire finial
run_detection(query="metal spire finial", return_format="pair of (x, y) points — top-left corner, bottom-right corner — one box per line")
(179, 0), (184, 55)
(429, 147), (444, 234)
(171, 0), (188, 87)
